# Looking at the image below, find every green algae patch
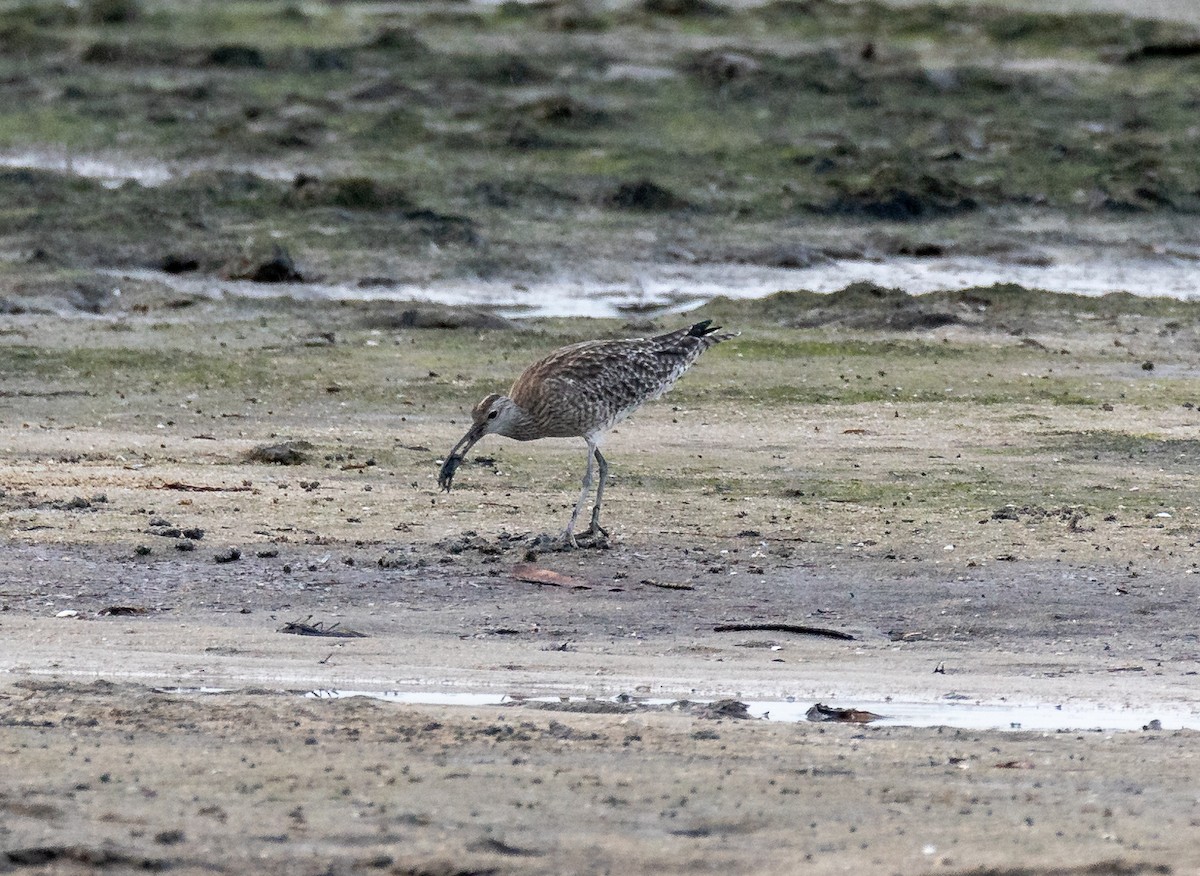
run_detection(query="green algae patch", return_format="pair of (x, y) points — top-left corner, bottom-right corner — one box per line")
(704, 282), (1200, 338)
(1046, 430), (1200, 461)
(3, 1), (1200, 288)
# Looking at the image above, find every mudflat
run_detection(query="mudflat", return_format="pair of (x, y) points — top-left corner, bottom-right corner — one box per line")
(5, 0), (1200, 871)
(3, 292), (1200, 874)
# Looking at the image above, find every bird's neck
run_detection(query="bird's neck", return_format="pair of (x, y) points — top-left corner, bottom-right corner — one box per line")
(497, 402), (540, 441)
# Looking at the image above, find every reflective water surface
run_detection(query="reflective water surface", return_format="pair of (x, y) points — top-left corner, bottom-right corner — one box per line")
(300, 689), (1197, 732)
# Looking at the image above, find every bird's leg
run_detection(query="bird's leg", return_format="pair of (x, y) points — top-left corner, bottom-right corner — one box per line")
(562, 441), (596, 548)
(582, 447), (609, 538)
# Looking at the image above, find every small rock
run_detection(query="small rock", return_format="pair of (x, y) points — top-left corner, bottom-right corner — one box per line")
(214, 547), (242, 564)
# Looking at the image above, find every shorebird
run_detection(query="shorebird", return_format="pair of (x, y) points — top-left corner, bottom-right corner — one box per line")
(438, 319), (738, 546)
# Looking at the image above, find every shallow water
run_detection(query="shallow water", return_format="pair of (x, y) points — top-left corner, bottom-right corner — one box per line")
(9, 145), (1200, 317)
(13, 144), (1200, 318)
(0, 148), (307, 187)
(300, 689), (1197, 732)
(102, 247), (1200, 320)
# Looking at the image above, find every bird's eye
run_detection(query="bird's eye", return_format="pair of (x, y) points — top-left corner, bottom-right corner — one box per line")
(487, 410), (499, 420)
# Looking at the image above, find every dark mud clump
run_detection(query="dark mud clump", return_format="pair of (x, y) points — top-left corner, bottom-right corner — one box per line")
(3, 847), (167, 870)
(205, 44), (266, 69)
(639, 0), (728, 17)
(863, 232), (947, 258)
(81, 40), (179, 66)
(401, 209), (480, 247)
(725, 243), (826, 269)
(685, 50), (764, 88)
(368, 26), (429, 58)
(365, 306), (515, 331)
(518, 699), (636, 716)
(226, 246), (303, 283)
(468, 178), (579, 209)
(820, 165), (978, 220)
(788, 282), (961, 331)
(460, 53), (552, 87)
(434, 530), (531, 556)
(504, 121), (560, 151)
(678, 699), (751, 720)
(285, 174), (413, 211)
(159, 253), (200, 274)
(1121, 38), (1200, 62)
(603, 179), (691, 211)
(520, 94), (608, 128)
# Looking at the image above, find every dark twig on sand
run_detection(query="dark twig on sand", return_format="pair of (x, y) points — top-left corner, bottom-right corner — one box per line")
(713, 622), (855, 641)
(154, 482), (254, 493)
(278, 617), (367, 638)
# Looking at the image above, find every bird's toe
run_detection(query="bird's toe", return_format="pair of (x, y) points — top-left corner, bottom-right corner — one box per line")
(574, 529), (610, 550)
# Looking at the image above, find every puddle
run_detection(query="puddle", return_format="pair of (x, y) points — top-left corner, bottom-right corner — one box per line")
(300, 689), (1200, 732)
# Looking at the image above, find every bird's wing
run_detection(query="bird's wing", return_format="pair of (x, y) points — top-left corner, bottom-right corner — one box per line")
(509, 332), (732, 437)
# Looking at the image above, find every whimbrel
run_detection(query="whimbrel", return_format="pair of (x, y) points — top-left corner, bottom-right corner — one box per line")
(438, 320), (738, 546)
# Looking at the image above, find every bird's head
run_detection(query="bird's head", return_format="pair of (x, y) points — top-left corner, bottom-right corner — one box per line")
(470, 392), (517, 436)
(437, 393), (518, 492)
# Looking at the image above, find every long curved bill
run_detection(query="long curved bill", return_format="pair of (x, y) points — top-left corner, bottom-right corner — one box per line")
(438, 422), (485, 492)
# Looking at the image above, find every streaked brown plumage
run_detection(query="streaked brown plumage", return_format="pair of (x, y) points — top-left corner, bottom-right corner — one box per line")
(438, 319), (737, 546)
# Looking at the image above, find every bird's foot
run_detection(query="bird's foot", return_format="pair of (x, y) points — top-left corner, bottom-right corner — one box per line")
(579, 506), (609, 545)
(572, 524), (610, 550)
(526, 528), (608, 555)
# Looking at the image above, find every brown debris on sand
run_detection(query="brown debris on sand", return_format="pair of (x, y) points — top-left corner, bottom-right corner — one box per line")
(245, 441), (314, 465)
(805, 703), (884, 724)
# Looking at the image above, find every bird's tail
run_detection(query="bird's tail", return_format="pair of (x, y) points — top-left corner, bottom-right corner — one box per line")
(687, 319), (739, 346)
